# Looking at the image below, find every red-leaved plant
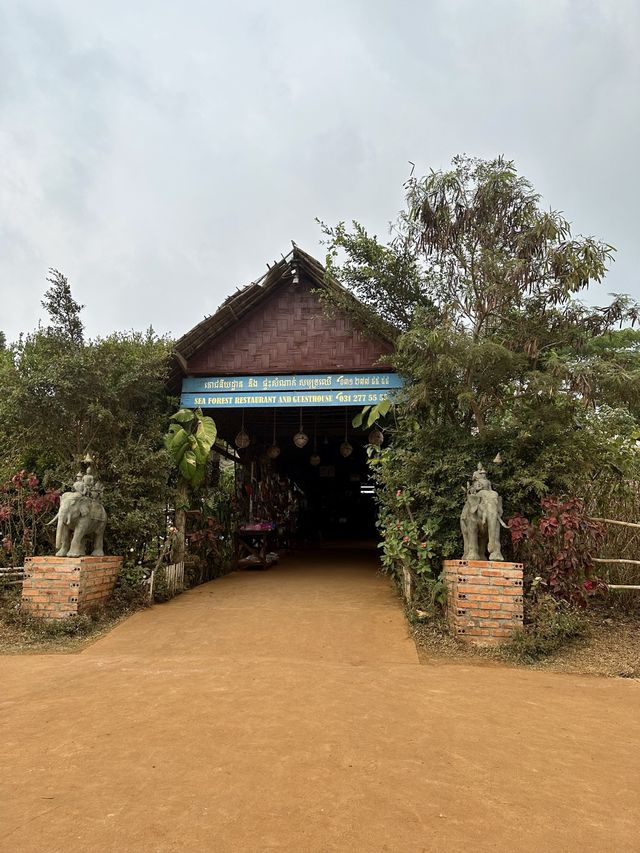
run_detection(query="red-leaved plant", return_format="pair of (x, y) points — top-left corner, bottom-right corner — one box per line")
(0, 471), (59, 566)
(508, 496), (606, 605)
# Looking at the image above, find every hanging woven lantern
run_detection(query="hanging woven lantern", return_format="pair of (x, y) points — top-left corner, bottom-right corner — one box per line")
(267, 411), (280, 458)
(293, 431), (309, 448)
(368, 427), (384, 447)
(339, 441), (353, 458)
(340, 408), (353, 457)
(309, 418), (321, 465)
(235, 429), (250, 449)
(235, 411), (250, 449)
(293, 408), (308, 448)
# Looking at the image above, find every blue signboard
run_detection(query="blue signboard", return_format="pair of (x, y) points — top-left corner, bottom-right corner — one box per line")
(180, 372), (403, 409)
(181, 389), (396, 409)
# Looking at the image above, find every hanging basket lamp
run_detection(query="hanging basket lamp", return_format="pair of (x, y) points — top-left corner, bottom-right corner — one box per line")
(293, 431), (309, 449)
(368, 426), (384, 447)
(267, 410), (281, 458)
(310, 418), (321, 466)
(340, 408), (353, 458)
(293, 408), (309, 448)
(235, 411), (250, 449)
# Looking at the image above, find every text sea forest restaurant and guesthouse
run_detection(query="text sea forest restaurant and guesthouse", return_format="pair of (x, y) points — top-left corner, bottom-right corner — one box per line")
(180, 372), (404, 409)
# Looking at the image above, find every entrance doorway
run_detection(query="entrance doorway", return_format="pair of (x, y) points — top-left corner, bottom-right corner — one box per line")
(212, 405), (377, 545)
(169, 248), (401, 559)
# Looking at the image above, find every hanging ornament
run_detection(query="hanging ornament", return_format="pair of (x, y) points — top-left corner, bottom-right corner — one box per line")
(340, 408), (353, 458)
(267, 410), (281, 459)
(310, 418), (321, 466)
(293, 431), (309, 449)
(293, 407), (309, 448)
(235, 410), (250, 449)
(368, 427), (384, 447)
(235, 430), (250, 449)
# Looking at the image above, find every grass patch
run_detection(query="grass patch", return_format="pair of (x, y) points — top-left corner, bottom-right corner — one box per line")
(0, 581), (148, 654)
(411, 597), (640, 678)
(501, 595), (587, 664)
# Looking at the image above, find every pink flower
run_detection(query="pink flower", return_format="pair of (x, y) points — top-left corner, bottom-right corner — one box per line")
(396, 490), (402, 497)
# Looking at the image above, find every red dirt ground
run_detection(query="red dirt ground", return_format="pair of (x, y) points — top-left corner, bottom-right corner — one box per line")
(1, 547), (638, 852)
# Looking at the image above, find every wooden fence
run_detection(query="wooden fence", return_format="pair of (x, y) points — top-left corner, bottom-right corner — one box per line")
(0, 567), (25, 585)
(1, 562), (186, 602)
(590, 516), (640, 591)
(144, 561), (185, 602)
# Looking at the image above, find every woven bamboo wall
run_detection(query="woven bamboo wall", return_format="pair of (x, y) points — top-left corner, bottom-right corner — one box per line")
(187, 279), (393, 375)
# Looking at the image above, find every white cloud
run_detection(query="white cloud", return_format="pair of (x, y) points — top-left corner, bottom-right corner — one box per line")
(1, 0), (638, 341)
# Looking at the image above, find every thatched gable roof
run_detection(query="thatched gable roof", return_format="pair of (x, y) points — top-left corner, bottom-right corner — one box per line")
(169, 244), (396, 391)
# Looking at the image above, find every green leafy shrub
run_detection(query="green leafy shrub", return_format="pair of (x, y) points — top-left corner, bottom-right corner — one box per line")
(378, 488), (437, 574)
(411, 573), (448, 613)
(0, 318), (173, 563)
(152, 566), (172, 603)
(322, 155), (640, 592)
(504, 593), (587, 662)
(2, 606), (94, 639)
(111, 567), (151, 611)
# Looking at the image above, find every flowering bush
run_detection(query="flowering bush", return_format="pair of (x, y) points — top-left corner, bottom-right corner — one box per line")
(0, 471), (59, 566)
(508, 496), (606, 605)
(378, 489), (437, 575)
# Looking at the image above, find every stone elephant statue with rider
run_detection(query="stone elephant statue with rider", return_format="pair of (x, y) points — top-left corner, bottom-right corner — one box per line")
(51, 491), (107, 557)
(460, 466), (507, 561)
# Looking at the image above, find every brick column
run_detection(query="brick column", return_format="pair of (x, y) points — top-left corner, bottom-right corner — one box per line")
(21, 556), (123, 620)
(443, 559), (523, 645)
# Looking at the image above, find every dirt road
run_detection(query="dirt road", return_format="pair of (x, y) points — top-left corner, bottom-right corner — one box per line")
(1, 548), (638, 852)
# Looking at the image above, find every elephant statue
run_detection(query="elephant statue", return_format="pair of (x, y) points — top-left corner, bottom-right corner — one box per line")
(460, 465), (508, 561)
(50, 491), (108, 557)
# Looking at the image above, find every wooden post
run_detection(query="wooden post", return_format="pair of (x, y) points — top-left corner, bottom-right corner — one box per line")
(209, 451), (221, 487)
(173, 478), (188, 564)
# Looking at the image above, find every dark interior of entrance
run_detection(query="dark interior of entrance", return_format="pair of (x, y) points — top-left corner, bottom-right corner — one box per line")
(214, 406), (377, 543)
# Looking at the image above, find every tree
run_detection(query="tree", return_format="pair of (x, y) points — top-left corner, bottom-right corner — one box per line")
(0, 324), (173, 563)
(322, 155), (640, 585)
(41, 268), (84, 344)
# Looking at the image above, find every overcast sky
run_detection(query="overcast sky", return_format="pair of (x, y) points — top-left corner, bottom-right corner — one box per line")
(1, 0), (638, 343)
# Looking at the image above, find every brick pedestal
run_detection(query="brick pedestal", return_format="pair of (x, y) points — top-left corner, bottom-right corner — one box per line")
(21, 556), (123, 620)
(443, 560), (523, 645)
